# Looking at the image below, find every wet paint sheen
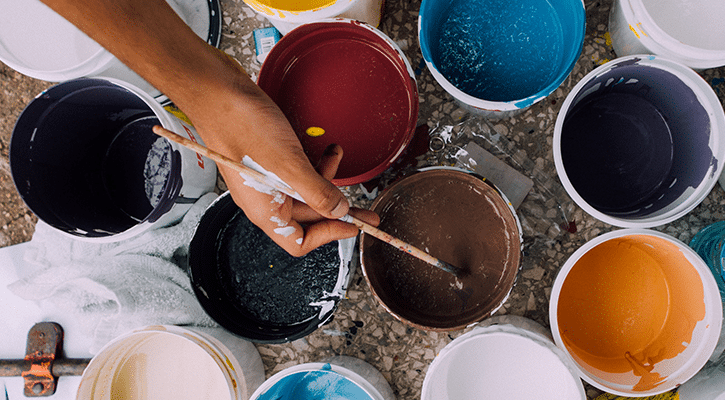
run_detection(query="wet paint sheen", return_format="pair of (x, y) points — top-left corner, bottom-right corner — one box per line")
(255, 366), (373, 400)
(434, 0), (564, 101)
(557, 235), (706, 392)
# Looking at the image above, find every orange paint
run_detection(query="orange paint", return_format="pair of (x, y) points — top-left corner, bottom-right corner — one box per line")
(557, 235), (706, 392)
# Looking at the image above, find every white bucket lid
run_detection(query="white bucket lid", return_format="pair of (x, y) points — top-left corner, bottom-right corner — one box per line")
(421, 315), (586, 400)
(0, 0), (219, 100)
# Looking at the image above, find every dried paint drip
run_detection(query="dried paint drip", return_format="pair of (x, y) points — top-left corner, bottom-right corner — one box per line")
(143, 137), (172, 207)
(435, 0), (564, 101)
(361, 169), (521, 330)
(557, 234), (706, 392)
(216, 209), (340, 325)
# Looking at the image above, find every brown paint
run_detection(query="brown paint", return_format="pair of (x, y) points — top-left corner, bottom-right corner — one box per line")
(360, 169), (521, 330)
(557, 234), (706, 392)
(256, 21), (418, 186)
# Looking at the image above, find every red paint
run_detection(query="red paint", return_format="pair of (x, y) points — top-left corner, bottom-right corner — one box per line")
(257, 22), (419, 186)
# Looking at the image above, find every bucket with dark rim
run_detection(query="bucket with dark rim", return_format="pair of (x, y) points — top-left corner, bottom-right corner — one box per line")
(360, 167), (522, 331)
(256, 19), (419, 186)
(188, 192), (356, 343)
(10, 77), (217, 242)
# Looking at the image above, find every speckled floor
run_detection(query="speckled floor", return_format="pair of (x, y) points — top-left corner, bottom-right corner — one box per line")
(1, 0), (725, 398)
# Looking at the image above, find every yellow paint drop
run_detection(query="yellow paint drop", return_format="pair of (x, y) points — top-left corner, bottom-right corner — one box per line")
(604, 32), (613, 47)
(557, 235), (706, 392)
(306, 127), (325, 137)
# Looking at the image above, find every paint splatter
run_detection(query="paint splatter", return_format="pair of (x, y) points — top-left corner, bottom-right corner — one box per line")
(435, 0), (564, 101)
(306, 126), (325, 137)
(274, 226), (296, 237)
(144, 137), (172, 207)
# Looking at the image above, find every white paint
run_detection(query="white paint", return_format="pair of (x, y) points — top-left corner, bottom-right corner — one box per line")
(296, 238), (303, 245)
(641, 0), (725, 51)
(422, 328), (584, 400)
(270, 216), (287, 227)
(110, 333), (231, 400)
(273, 226), (296, 237)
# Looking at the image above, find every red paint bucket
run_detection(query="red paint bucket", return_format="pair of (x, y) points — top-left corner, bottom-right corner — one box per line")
(257, 19), (419, 186)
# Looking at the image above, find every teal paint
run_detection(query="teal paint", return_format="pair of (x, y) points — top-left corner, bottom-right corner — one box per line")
(255, 365), (374, 400)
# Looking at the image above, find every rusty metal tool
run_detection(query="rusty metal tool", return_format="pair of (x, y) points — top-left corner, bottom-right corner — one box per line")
(0, 322), (90, 397)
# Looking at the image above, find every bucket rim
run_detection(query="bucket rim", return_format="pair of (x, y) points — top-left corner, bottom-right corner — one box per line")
(548, 228), (724, 396)
(552, 55), (725, 228)
(242, 0), (357, 23)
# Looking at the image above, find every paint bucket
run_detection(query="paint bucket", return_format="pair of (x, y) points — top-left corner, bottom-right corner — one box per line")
(421, 315), (586, 399)
(417, 0), (585, 118)
(188, 191), (356, 343)
(0, 0), (221, 102)
(249, 356), (395, 400)
(245, 0), (384, 35)
(690, 221), (725, 298)
(550, 229), (723, 396)
(553, 55), (725, 228)
(609, 0), (725, 70)
(76, 325), (265, 400)
(256, 19), (418, 186)
(359, 167), (522, 331)
(9, 77), (217, 242)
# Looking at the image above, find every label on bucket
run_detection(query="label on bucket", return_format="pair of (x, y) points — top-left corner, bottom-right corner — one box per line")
(254, 27), (281, 63)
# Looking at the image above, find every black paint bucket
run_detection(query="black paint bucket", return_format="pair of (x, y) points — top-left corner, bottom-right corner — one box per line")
(188, 192), (356, 343)
(10, 78), (217, 241)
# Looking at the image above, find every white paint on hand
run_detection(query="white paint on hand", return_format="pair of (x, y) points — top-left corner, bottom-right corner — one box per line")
(270, 216), (287, 227)
(274, 226), (296, 237)
(296, 237), (303, 245)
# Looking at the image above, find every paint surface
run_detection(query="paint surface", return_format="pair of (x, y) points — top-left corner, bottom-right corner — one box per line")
(641, 0), (725, 51)
(557, 235), (706, 392)
(426, 332), (582, 399)
(250, 0), (335, 12)
(560, 92), (673, 212)
(361, 169), (521, 330)
(111, 333), (231, 400)
(255, 367), (373, 400)
(432, 0), (564, 101)
(216, 209), (340, 325)
(257, 23), (417, 185)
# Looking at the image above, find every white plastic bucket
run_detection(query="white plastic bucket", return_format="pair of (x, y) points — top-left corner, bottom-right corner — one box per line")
(421, 315), (586, 400)
(250, 356), (395, 400)
(76, 325), (266, 400)
(0, 0), (221, 101)
(244, 0), (383, 35)
(553, 55), (725, 228)
(609, 0), (725, 70)
(10, 77), (218, 242)
(550, 229), (723, 396)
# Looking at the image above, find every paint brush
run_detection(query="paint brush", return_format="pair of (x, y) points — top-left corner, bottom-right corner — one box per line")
(152, 126), (464, 277)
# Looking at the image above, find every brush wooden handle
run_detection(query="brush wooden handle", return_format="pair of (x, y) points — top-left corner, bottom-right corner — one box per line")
(153, 126), (462, 277)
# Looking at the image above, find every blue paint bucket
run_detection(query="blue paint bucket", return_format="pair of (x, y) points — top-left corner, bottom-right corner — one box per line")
(554, 55), (725, 228)
(690, 221), (725, 298)
(250, 357), (395, 400)
(418, 0), (585, 118)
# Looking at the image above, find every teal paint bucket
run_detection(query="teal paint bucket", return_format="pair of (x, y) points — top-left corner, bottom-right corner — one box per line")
(418, 0), (585, 118)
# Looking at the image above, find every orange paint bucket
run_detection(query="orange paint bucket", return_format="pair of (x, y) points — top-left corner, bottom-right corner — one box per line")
(549, 229), (722, 396)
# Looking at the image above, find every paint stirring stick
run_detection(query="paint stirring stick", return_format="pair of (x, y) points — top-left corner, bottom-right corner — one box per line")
(152, 126), (464, 277)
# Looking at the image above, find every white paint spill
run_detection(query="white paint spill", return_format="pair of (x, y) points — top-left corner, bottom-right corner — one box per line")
(274, 226), (296, 237)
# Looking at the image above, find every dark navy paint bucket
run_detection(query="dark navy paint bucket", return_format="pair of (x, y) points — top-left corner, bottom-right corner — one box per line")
(10, 77), (217, 241)
(188, 192), (356, 344)
(554, 55), (725, 228)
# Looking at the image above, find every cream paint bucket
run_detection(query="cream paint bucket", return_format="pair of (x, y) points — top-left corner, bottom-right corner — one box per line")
(609, 0), (725, 70)
(250, 356), (395, 400)
(0, 0), (221, 102)
(10, 77), (218, 242)
(550, 229), (723, 396)
(421, 315), (586, 400)
(76, 325), (265, 400)
(553, 55), (725, 228)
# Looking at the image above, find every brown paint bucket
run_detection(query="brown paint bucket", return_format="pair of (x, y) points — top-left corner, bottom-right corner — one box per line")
(360, 167), (522, 330)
